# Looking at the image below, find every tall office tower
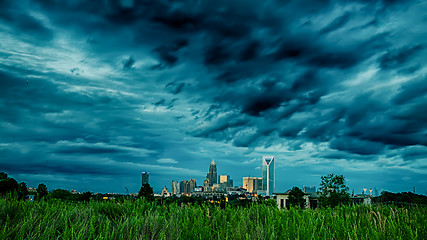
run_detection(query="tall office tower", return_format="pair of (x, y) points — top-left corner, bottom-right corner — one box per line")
(206, 160), (217, 186)
(141, 172), (149, 186)
(219, 175), (232, 188)
(189, 179), (196, 193)
(262, 156), (275, 196)
(243, 177), (263, 193)
(219, 175), (230, 184)
(242, 177), (252, 192)
(180, 180), (189, 194)
(171, 181), (179, 195)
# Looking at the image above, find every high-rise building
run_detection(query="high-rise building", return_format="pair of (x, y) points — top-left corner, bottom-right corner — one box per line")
(219, 175), (233, 189)
(242, 177), (251, 191)
(180, 180), (189, 194)
(171, 181), (179, 195)
(243, 177), (263, 193)
(141, 172), (149, 186)
(219, 175), (230, 184)
(206, 160), (217, 186)
(262, 156), (275, 196)
(189, 179), (196, 193)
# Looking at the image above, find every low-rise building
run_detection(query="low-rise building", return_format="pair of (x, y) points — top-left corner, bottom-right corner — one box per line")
(161, 186), (170, 196)
(274, 192), (311, 209)
(274, 192), (372, 210)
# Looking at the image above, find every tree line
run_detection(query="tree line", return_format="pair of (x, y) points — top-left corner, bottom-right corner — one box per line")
(0, 172), (30, 200)
(286, 173), (427, 209)
(0, 171), (91, 201)
(3, 171), (426, 208)
(286, 173), (350, 209)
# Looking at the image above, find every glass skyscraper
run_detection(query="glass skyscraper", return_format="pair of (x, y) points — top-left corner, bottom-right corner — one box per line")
(141, 171), (149, 186)
(206, 160), (217, 186)
(262, 156), (275, 196)
(171, 181), (179, 195)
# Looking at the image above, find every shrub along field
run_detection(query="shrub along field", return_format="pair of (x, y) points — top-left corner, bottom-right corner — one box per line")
(1, 197), (426, 239)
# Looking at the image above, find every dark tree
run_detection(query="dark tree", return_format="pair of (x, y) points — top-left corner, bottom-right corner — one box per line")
(78, 191), (92, 202)
(0, 176), (19, 196)
(288, 186), (306, 209)
(51, 189), (74, 201)
(17, 182), (28, 200)
(138, 183), (154, 201)
(374, 191), (427, 205)
(0, 172), (8, 180)
(318, 174), (350, 208)
(36, 183), (48, 200)
(264, 198), (277, 208)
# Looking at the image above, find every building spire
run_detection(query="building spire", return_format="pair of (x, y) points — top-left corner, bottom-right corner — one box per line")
(211, 159), (216, 165)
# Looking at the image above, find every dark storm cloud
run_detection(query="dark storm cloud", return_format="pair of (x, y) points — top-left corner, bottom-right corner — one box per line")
(272, 33), (381, 69)
(232, 132), (262, 148)
(393, 76), (427, 105)
(190, 113), (251, 139)
(165, 81), (186, 94)
(203, 42), (232, 66)
(319, 12), (352, 35)
(150, 6), (202, 31)
(122, 56), (135, 69)
(239, 40), (261, 62)
(242, 96), (284, 116)
(397, 146), (427, 161)
(0, 7), (53, 42)
(2, 0), (427, 193)
(152, 39), (188, 68)
(0, 159), (120, 176)
(53, 145), (125, 155)
(272, 36), (312, 61)
(380, 44), (424, 70)
(330, 137), (385, 155)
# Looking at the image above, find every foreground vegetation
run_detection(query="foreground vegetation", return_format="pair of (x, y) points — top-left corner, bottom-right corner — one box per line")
(1, 197), (426, 239)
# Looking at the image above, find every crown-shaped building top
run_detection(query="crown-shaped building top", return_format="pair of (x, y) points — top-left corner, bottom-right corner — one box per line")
(206, 160), (217, 186)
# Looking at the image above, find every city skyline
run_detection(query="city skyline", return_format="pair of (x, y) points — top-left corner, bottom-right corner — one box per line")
(1, 0), (427, 194)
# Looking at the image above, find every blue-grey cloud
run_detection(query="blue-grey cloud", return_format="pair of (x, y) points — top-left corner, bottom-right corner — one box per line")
(1, 0), (426, 194)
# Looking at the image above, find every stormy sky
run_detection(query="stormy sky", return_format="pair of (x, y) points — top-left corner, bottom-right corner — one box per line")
(1, 0), (426, 194)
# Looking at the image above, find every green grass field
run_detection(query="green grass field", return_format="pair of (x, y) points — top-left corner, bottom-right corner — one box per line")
(1, 197), (426, 239)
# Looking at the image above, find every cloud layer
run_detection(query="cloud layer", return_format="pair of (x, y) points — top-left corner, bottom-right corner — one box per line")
(1, 0), (426, 194)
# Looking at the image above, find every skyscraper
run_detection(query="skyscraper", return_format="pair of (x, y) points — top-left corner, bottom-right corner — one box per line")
(206, 160), (217, 186)
(180, 180), (189, 194)
(189, 179), (196, 193)
(262, 156), (275, 196)
(219, 175), (230, 184)
(243, 177), (263, 193)
(141, 172), (149, 186)
(219, 175), (233, 189)
(171, 181), (179, 195)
